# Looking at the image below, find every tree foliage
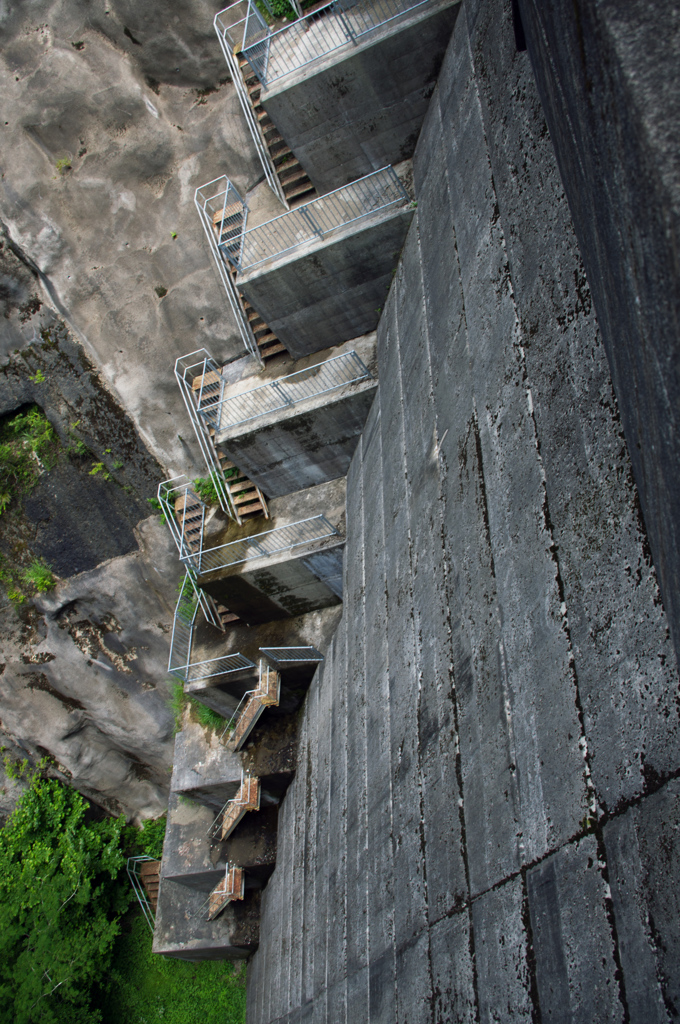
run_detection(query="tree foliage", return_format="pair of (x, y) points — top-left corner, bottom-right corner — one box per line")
(0, 771), (132, 1024)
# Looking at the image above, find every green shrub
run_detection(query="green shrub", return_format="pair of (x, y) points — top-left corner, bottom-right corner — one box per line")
(0, 770), (131, 1024)
(0, 406), (60, 510)
(193, 475), (219, 506)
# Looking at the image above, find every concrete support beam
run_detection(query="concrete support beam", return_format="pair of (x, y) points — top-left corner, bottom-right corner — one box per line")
(236, 208), (414, 358)
(213, 335), (378, 498)
(260, 0), (460, 194)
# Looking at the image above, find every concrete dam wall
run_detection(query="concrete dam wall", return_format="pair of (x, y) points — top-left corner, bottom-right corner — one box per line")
(244, 2), (680, 1021)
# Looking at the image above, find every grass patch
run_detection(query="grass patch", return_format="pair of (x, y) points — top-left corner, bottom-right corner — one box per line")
(167, 680), (227, 735)
(99, 913), (247, 1024)
(21, 557), (56, 592)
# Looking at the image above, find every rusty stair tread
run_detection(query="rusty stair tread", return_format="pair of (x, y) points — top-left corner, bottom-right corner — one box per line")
(239, 501), (266, 516)
(261, 342), (287, 358)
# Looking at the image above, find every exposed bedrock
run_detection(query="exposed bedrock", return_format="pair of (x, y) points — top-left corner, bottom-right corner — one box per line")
(0, 0), (264, 475)
(0, 515), (181, 822)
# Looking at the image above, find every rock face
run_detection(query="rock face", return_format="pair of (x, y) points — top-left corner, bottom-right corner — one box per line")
(0, 515), (182, 822)
(0, 0), (264, 476)
(0, 0), (267, 817)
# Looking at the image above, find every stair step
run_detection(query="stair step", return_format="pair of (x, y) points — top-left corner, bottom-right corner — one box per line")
(284, 179), (316, 200)
(261, 342), (287, 358)
(221, 612), (241, 624)
(279, 165), (307, 185)
(239, 501), (266, 516)
(256, 331), (278, 346)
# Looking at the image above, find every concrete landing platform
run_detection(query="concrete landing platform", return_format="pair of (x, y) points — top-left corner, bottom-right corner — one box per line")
(196, 477), (346, 623)
(260, 0), (460, 193)
(209, 335), (378, 498)
(153, 876), (260, 961)
(236, 203), (414, 357)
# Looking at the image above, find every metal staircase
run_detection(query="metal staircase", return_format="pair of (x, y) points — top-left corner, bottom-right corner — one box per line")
(175, 352), (270, 526)
(238, 55), (316, 208)
(222, 661), (281, 752)
(209, 772), (261, 841)
(199, 184), (289, 363)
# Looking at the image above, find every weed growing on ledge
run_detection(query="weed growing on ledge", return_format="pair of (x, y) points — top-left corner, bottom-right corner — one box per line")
(167, 680), (227, 735)
(193, 474), (219, 505)
(89, 461), (112, 481)
(21, 558), (56, 593)
(55, 157), (72, 173)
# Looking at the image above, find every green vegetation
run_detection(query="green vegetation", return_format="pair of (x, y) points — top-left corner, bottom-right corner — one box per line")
(154, 286), (168, 299)
(0, 405), (59, 512)
(0, 766), (131, 1024)
(55, 157), (72, 174)
(89, 461), (112, 481)
(0, 764), (246, 1024)
(167, 680), (227, 735)
(193, 475), (219, 506)
(99, 914), (246, 1024)
(255, 0), (299, 21)
(21, 557), (56, 593)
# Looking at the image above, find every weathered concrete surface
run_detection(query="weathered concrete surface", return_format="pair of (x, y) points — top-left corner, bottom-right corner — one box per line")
(197, 477), (346, 622)
(246, 1), (680, 1020)
(215, 335), (378, 498)
(236, 207), (414, 358)
(261, 0), (460, 194)
(517, 0), (680, 666)
(154, 874), (260, 961)
(171, 717), (243, 810)
(0, 1), (263, 476)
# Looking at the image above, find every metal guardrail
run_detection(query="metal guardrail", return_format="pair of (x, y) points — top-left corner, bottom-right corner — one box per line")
(213, 4), (288, 206)
(174, 351), (244, 515)
(168, 570), (256, 682)
(239, 0), (432, 87)
(260, 646), (325, 663)
(198, 349), (373, 434)
(180, 513), (339, 575)
(127, 856), (158, 933)
(194, 183), (264, 365)
(224, 166), (408, 272)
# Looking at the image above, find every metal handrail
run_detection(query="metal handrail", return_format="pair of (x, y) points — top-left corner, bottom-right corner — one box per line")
(219, 660), (280, 747)
(213, 5), (288, 205)
(260, 645), (325, 663)
(127, 856), (158, 933)
(239, 0), (433, 87)
(197, 350), (373, 434)
(225, 166), (409, 271)
(174, 351), (243, 517)
(180, 513), (339, 575)
(193, 183), (264, 366)
(158, 477), (207, 564)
